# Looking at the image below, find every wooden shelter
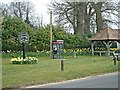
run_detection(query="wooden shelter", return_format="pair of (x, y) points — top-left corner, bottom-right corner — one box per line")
(89, 27), (120, 56)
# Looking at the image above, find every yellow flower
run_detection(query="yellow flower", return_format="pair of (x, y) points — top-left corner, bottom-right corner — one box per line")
(11, 58), (17, 61)
(80, 49), (82, 52)
(64, 49), (67, 53)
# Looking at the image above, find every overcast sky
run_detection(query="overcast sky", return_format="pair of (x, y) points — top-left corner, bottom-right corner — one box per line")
(0, 0), (119, 29)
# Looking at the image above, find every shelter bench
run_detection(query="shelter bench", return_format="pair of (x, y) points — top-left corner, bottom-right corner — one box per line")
(94, 51), (113, 56)
(94, 51), (105, 56)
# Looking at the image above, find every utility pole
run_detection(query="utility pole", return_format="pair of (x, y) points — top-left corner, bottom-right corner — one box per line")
(118, 2), (120, 30)
(50, 11), (52, 58)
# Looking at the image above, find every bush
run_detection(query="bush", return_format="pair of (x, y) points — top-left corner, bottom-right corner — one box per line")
(2, 51), (49, 59)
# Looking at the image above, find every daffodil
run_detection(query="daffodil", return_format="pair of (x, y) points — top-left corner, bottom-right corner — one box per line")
(11, 58), (17, 62)
(10, 56), (38, 64)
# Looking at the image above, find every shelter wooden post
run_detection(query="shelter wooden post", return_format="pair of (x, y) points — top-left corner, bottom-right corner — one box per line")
(103, 41), (113, 56)
(107, 41), (110, 56)
(91, 41), (95, 56)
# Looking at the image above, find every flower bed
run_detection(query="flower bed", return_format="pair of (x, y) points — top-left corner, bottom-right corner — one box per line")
(10, 57), (38, 64)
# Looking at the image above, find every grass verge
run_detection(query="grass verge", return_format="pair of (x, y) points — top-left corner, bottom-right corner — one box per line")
(2, 55), (118, 89)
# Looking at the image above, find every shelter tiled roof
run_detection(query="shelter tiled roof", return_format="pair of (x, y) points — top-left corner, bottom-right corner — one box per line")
(89, 27), (120, 41)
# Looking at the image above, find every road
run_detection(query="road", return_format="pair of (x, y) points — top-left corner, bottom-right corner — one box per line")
(26, 72), (119, 88)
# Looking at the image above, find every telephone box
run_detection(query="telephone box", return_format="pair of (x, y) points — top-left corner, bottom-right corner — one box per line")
(52, 40), (64, 59)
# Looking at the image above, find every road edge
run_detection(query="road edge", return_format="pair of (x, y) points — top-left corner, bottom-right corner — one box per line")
(24, 72), (119, 88)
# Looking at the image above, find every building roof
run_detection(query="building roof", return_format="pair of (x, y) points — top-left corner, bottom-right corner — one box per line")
(89, 27), (120, 41)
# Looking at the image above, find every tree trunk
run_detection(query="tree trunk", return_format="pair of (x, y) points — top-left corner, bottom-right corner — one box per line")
(95, 2), (104, 32)
(84, 15), (91, 34)
(76, 11), (84, 36)
(75, 2), (86, 37)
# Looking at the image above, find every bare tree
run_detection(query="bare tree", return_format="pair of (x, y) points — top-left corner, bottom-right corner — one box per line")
(0, 1), (43, 27)
(30, 14), (43, 28)
(52, 1), (119, 35)
(52, 1), (96, 36)
(91, 2), (104, 32)
(0, 3), (9, 16)
(9, 1), (34, 24)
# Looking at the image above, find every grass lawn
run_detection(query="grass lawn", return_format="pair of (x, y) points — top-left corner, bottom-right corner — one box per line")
(2, 55), (119, 89)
